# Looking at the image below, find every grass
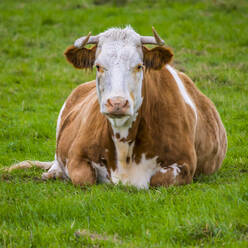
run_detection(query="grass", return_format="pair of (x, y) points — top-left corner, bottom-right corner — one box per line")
(0, 0), (247, 247)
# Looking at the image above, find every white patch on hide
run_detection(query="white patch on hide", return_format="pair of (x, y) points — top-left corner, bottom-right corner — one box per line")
(48, 154), (69, 180)
(47, 159), (61, 174)
(166, 65), (197, 120)
(110, 112), (139, 139)
(160, 168), (168, 174)
(111, 137), (160, 189)
(108, 117), (130, 138)
(42, 155), (68, 180)
(112, 125), (129, 139)
(111, 153), (160, 189)
(170, 163), (181, 178)
(160, 163), (181, 180)
(56, 102), (66, 140)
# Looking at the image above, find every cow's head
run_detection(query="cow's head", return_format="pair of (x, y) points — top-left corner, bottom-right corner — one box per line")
(65, 27), (173, 129)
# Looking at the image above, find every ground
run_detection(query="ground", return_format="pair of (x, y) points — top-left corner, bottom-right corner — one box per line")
(0, 0), (247, 247)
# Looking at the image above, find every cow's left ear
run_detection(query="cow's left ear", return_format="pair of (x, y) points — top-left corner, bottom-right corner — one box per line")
(142, 46), (173, 70)
(64, 45), (97, 69)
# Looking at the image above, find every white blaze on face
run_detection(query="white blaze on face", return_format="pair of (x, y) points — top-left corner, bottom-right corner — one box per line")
(94, 27), (144, 131)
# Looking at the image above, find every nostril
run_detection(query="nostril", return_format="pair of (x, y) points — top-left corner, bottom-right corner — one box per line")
(123, 100), (129, 108)
(107, 99), (113, 107)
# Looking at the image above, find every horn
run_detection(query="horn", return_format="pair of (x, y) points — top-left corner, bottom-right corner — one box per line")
(140, 26), (165, 46)
(74, 32), (99, 48)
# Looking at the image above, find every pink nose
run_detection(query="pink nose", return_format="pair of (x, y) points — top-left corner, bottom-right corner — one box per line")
(105, 96), (130, 117)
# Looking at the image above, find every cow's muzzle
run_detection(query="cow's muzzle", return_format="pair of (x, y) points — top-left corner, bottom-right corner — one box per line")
(104, 96), (131, 118)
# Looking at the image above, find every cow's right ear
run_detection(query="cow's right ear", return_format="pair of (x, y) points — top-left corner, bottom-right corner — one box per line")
(64, 45), (97, 69)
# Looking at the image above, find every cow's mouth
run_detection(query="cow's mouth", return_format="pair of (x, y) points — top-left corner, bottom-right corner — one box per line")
(105, 113), (130, 119)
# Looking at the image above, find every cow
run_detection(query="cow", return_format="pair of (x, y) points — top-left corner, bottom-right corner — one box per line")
(6, 26), (227, 189)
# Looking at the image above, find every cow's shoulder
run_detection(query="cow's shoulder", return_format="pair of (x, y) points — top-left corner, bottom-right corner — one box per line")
(61, 80), (96, 118)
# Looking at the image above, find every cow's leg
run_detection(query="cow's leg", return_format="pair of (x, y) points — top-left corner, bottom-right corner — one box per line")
(150, 163), (193, 187)
(67, 160), (96, 186)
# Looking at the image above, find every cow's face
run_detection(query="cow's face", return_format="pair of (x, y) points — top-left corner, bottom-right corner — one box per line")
(94, 41), (144, 127)
(65, 27), (173, 128)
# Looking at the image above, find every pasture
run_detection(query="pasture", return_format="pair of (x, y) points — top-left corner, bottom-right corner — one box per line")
(0, 0), (247, 247)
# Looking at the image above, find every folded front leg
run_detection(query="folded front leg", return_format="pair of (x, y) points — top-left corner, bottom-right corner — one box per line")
(150, 163), (192, 187)
(68, 159), (96, 186)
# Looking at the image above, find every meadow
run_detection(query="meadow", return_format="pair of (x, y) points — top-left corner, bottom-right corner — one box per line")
(0, 0), (247, 247)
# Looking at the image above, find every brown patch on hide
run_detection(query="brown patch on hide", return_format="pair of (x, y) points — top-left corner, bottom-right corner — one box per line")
(142, 46), (173, 70)
(64, 45), (97, 69)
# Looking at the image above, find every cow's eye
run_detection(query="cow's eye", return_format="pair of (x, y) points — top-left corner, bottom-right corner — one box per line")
(136, 64), (143, 70)
(96, 64), (105, 73)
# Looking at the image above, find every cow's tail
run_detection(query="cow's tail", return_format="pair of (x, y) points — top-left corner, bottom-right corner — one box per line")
(1, 160), (53, 172)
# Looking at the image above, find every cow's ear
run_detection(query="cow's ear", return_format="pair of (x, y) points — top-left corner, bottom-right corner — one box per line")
(142, 46), (173, 70)
(64, 45), (97, 69)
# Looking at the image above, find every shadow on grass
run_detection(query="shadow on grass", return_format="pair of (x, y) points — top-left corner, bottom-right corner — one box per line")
(172, 221), (248, 246)
(1, 164), (244, 192)
(193, 173), (220, 184)
(0, 173), (44, 183)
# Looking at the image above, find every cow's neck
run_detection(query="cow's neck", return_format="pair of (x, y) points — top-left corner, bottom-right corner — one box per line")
(108, 111), (141, 172)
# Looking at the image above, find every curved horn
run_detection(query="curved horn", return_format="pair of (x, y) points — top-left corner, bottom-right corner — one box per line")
(74, 32), (99, 48)
(140, 26), (165, 46)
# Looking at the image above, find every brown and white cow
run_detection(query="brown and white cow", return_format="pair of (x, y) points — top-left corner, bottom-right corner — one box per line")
(8, 27), (227, 189)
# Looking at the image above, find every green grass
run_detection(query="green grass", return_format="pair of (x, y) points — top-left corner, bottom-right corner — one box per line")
(0, 0), (247, 247)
